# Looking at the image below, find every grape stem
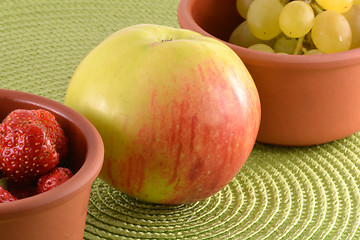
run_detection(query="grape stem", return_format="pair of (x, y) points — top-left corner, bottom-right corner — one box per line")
(311, 2), (324, 15)
(293, 36), (305, 55)
(281, 0), (312, 4)
(281, 0), (313, 5)
(280, 0), (291, 5)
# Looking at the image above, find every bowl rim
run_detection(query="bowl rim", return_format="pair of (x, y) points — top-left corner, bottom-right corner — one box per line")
(0, 88), (104, 219)
(177, 0), (360, 69)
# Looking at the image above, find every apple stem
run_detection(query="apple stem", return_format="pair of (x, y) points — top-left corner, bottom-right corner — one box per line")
(161, 38), (173, 42)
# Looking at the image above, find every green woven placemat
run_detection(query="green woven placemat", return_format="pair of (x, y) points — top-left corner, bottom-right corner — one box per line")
(2, 0), (360, 239)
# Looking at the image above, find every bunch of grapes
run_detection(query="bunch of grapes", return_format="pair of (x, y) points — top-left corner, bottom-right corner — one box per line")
(230, 0), (360, 55)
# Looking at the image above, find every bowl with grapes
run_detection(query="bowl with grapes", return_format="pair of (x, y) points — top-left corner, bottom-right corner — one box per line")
(0, 89), (104, 240)
(178, 0), (360, 146)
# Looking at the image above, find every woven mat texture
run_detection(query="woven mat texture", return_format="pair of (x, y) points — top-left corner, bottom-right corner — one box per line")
(2, 0), (360, 239)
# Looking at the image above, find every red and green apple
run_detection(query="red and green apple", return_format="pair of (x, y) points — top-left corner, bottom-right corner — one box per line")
(65, 24), (261, 204)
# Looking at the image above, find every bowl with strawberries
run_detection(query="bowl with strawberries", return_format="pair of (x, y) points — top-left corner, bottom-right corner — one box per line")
(177, 0), (360, 146)
(0, 88), (104, 240)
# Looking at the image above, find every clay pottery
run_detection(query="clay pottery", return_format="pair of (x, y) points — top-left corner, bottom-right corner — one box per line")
(0, 89), (104, 240)
(177, 0), (360, 146)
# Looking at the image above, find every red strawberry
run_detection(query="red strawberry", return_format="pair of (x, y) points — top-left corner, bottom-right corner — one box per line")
(37, 167), (73, 193)
(0, 122), (4, 137)
(0, 118), (59, 183)
(1, 109), (68, 161)
(1, 109), (38, 126)
(31, 110), (68, 161)
(0, 186), (17, 203)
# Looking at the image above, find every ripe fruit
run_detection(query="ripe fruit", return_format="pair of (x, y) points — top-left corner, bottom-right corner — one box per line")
(0, 186), (17, 203)
(229, 21), (275, 48)
(316, 0), (353, 13)
(248, 43), (275, 53)
(65, 24), (261, 204)
(247, 0), (284, 40)
(273, 36), (297, 54)
(236, 0), (254, 19)
(37, 167), (73, 193)
(279, 1), (314, 38)
(343, 4), (360, 49)
(0, 109), (72, 203)
(0, 115), (59, 183)
(231, 0), (358, 55)
(311, 11), (352, 54)
(31, 110), (68, 160)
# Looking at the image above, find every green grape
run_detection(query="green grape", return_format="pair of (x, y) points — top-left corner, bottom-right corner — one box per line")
(236, 0), (255, 19)
(311, 11), (352, 53)
(279, 1), (314, 38)
(248, 43), (275, 53)
(315, 0), (353, 13)
(229, 21), (274, 48)
(247, 0), (284, 40)
(343, 4), (360, 49)
(304, 49), (323, 55)
(273, 36), (298, 54)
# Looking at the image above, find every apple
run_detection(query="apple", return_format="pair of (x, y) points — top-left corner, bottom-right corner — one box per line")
(65, 24), (261, 204)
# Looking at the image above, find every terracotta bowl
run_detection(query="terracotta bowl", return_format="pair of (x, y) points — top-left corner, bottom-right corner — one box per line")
(177, 0), (360, 146)
(0, 89), (104, 240)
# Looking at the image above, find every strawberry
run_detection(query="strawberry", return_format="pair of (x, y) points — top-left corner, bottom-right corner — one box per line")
(31, 110), (68, 161)
(37, 167), (73, 193)
(0, 122), (4, 137)
(1, 109), (68, 161)
(0, 113), (59, 183)
(0, 186), (17, 203)
(1, 109), (37, 126)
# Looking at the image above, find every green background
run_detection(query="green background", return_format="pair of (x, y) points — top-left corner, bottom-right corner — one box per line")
(1, 0), (360, 239)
